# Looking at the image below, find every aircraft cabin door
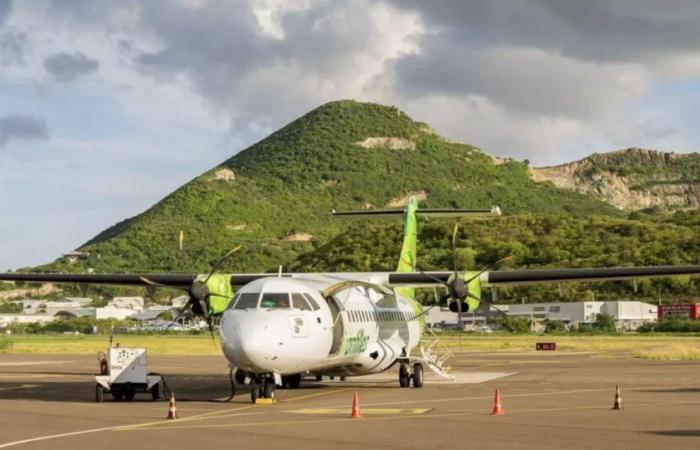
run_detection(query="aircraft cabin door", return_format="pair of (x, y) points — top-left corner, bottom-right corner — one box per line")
(327, 295), (345, 355)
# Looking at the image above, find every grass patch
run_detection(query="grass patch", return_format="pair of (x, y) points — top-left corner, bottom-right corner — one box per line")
(6, 333), (700, 358)
(634, 344), (700, 360)
(434, 334), (700, 355)
(5, 335), (221, 355)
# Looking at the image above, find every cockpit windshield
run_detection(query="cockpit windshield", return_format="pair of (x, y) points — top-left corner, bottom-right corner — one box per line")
(260, 293), (290, 309)
(233, 293), (260, 310)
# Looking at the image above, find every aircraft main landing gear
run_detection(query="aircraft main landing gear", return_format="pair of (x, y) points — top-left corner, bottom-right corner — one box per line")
(398, 361), (423, 388)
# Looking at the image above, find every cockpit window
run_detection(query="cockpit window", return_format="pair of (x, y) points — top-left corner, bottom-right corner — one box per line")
(260, 293), (291, 309)
(302, 293), (321, 311)
(234, 293), (260, 310)
(291, 293), (312, 311)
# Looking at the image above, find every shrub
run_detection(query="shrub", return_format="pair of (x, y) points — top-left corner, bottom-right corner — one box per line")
(489, 315), (531, 333)
(544, 319), (567, 333)
(639, 319), (700, 333)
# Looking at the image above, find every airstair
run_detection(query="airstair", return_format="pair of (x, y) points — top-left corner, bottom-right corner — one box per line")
(418, 328), (454, 380)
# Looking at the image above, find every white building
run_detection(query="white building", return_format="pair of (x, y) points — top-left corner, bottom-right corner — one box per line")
(423, 301), (657, 331)
(108, 297), (145, 310)
(0, 313), (55, 326)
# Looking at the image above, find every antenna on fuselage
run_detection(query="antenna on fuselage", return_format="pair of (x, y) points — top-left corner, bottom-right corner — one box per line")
(278, 265), (283, 277)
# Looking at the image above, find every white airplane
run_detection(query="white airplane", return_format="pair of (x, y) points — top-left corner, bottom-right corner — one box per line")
(3, 196), (700, 403)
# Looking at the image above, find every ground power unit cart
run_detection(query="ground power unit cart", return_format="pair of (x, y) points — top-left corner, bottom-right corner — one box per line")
(95, 347), (162, 402)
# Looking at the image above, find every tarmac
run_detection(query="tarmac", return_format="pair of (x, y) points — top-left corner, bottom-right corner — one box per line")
(1, 350), (699, 449)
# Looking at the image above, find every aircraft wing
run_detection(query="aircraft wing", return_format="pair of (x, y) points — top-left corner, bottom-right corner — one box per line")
(481, 265), (700, 287)
(385, 265), (700, 287)
(3, 264), (700, 290)
(0, 272), (275, 288)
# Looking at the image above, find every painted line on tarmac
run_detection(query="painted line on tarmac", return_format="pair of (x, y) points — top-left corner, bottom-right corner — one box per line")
(0, 384), (38, 392)
(0, 426), (125, 449)
(114, 409), (499, 432)
(0, 406), (262, 447)
(287, 407), (431, 415)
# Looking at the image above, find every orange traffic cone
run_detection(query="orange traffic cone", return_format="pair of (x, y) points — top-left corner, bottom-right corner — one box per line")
(612, 385), (622, 411)
(166, 393), (178, 419)
(350, 391), (361, 419)
(491, 389), (504, 415)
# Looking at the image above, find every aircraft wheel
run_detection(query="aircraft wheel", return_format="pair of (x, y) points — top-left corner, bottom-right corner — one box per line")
(264, 382), (275, 399)
(282, 374), (302, 389)
(412, 364), (424, 388)
(399, 364), (410, 388)
(250, 383), (259, 403)
(150, 383), (160, 401)
(124, 384), (136, 401)
(111, 390), (124, 401)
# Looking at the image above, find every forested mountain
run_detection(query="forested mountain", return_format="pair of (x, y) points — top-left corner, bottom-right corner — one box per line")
(24, 101), (699, 303)
(36, 100), (617, 275)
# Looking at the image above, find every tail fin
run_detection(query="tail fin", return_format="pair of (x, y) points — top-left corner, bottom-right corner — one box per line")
(396, 197), (419, 273)
(332, 199), (499, 274)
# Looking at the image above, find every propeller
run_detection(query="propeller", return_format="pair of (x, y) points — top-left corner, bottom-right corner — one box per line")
(140, 245), (242, 340)
(405, 223), (512, 317)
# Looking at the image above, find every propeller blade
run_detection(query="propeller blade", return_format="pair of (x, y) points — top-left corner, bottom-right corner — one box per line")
(451, 223), (459, 274)
(400, 258), (449, 287)
(206, 317), (216, 342)
(204, 245), (242, 283)
(463, 255), (514, 285)
(139, 277), (189, 292)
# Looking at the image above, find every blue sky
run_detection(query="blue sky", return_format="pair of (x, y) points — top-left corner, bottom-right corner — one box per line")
(1, 0), (699, 270)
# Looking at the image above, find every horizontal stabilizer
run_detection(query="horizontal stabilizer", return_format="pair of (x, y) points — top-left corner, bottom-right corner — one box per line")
(332, 206), (500, 218)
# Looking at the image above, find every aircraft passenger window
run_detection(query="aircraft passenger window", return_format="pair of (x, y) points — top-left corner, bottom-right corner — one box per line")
(260, 293), (291, 309)
(302, 294), (321, 311)
(234, 293), (260, 310)
(291, 293), (312, 311)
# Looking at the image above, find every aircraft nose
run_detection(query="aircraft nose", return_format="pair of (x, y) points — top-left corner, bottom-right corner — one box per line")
(220, 311), (286, 372)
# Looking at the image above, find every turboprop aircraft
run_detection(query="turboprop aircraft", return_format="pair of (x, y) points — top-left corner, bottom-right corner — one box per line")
(2, 196), (700, 403)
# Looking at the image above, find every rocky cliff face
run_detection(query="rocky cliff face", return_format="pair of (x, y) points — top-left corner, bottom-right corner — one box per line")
(530, 148), (700, 210)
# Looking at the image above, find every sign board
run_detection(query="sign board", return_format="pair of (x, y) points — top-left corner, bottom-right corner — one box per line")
(658, 304), (700, 320)
(536, 342), (556, 351)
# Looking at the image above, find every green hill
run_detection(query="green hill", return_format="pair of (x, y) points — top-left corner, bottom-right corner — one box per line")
(293, 210), (700, 302)
(37, 100), (620, 275)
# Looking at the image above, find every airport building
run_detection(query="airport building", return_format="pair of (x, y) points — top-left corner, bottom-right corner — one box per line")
(424, 300), (658, 331)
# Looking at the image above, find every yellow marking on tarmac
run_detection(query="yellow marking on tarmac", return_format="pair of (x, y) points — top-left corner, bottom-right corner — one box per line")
(117, 404), (257, 430)
(282, 387), (354, 403)
(288, 407), (431, 415)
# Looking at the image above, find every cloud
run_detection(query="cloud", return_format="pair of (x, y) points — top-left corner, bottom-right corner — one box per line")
(0, 115), (49, 148)
(5, 0), (700, 163)
(0, 0), (11, 24)
(0, 32), (25, 66)
(43, 51), (99, 82)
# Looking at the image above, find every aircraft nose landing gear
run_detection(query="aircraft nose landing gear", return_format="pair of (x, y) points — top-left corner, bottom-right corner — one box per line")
(250, 374), (276, 403)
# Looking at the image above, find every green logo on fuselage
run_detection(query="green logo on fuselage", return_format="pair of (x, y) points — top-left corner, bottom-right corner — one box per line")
(340, 329), (369, 355)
